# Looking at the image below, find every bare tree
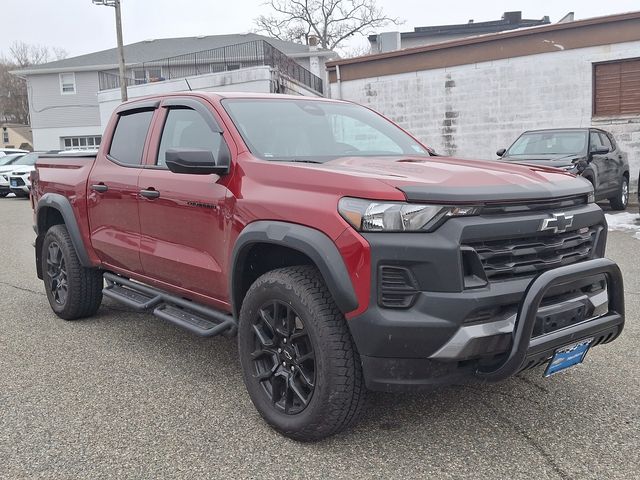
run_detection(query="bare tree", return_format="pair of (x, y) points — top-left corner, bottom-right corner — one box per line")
(255, 0), (400, 51)
(0, 42), (69, 124)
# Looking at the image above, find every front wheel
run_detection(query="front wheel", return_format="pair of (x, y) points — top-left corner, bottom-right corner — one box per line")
(238, 265), (366, 441)
(609, 176), (629, 211)
(42, 224), (103, 320)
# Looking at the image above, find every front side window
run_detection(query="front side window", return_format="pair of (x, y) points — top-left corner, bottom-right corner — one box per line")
(109, 110), (154, 165)
(59, 72), (76, 94)
(589, 132), (607, 152)
(598, 132), (613, 151)
(222, 98), (428, 162)
(157, 108), (222, 167)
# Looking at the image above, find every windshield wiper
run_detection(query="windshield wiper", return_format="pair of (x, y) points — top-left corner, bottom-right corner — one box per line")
(281, 159), (323, 164)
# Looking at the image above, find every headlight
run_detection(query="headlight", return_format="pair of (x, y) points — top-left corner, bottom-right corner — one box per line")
(560, 164), (577, 172)
(338, 197), (479, 232)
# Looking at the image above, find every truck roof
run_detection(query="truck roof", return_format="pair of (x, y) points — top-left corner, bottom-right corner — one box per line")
(118, 91), (345, 108)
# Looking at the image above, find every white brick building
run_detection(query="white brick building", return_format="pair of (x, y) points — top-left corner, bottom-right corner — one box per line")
(327, 12), (640, 190)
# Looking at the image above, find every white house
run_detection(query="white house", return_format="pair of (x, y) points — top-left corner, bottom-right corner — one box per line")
(14, 33), (334, 151)
(327, 11), (640, 190)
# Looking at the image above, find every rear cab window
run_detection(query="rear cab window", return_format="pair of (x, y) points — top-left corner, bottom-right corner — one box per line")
(109, 110), (154, 166)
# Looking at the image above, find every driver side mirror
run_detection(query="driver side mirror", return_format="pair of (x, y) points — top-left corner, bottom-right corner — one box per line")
(496, 148), (506, 157)
(165, 147), (230, 175)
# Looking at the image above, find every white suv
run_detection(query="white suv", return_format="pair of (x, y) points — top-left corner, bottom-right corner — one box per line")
(8, 167), (33, 197)
(0, 152), (42, 198)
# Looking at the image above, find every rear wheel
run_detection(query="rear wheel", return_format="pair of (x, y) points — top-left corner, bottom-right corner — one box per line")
(238, 265), (366, 441)
(609, 176), (629, 211)
(42, 224), (103, 320)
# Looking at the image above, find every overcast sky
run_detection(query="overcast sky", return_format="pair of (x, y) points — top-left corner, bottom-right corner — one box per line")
(1, 0), (638, 59)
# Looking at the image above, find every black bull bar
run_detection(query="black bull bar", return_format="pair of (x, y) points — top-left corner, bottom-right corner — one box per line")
(475, 258), (625, 382)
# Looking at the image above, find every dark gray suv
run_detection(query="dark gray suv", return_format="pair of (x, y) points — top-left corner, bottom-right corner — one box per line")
(497, 128), (630, 210)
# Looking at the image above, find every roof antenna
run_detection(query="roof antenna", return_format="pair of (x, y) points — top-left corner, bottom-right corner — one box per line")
(184, 78), (193, 91)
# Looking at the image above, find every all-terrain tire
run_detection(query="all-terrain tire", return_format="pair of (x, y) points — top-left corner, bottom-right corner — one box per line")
(609, 176), (629, 211)
(42, 224), (103, 320)
(238, 265), (366, 441)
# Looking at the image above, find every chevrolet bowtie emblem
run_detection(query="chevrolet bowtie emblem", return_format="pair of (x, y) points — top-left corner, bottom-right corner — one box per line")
(540, 213), (574, 233)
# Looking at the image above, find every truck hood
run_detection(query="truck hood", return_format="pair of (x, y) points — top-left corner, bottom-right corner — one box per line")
(317, 155), (592, 203)
(499, 153), (583, 168)
(6, 165), (34, 175)
(0, 165), (18, 174)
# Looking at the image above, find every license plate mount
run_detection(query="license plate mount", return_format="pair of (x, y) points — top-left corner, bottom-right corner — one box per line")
(544, 338), (593, 377)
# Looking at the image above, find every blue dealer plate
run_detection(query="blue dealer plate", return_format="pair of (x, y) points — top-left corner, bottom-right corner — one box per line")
(544, 338), (593, 377)
(10, 179), (17, 187)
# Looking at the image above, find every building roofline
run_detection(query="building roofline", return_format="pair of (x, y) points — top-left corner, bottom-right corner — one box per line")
(11, 64), (122, 76)
(328, 10), (640, 68)
(13, 51), (336, 77)
(367, 16), (550, 41)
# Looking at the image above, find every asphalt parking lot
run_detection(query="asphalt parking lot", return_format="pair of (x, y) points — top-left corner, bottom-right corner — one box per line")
(0, 196), (638, 479)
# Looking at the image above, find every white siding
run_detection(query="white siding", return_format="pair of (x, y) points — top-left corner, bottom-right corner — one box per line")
(331, 40), (640, 190)
(27, 71), (101, 130)
(32, 126), (103, 152)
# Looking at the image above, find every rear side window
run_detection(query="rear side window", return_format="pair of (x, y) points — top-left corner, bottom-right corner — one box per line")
(109, 110), (154, 165)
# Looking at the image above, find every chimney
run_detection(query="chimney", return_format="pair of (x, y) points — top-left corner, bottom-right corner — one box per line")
(558, 12), (574, 23)
(468, 19), (474, 24)
(307, 34), (319, 50)
(377, 31), (401, 53)
(502, 11), (522, 24)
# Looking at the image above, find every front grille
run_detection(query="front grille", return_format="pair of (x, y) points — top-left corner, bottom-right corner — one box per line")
(468, 227), (597, 281)
(480, 195), (588, 215)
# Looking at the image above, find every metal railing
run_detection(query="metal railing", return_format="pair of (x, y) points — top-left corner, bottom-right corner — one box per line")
(98, 40), (323, 94)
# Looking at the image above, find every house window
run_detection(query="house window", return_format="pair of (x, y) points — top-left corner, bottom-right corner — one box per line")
(59, 72), (76, 94)
(593, 58), (640, 116)
(61, 136), (102, 150)
(2, 131), (8, 143)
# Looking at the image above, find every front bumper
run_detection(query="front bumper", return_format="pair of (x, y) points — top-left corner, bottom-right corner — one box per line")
(347, 204), (624, 391)
(355, 259), (623, 391)
(9, 176), (30, 195)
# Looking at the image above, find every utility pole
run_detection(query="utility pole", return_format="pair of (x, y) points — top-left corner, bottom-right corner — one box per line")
(93, 0), (128, 102)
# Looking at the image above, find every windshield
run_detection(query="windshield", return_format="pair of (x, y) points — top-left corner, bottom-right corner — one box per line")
(0, 154), (23, 166)
(222, 98), (429, 162)
(506, 131), (588, 157)
(13, 152), (40, 166)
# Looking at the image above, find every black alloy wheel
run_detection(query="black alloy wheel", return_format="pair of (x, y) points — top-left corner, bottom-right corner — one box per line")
(238, 266), (366, 441)
(41, 224), (103, 320)
(46, 241), (68, 306)
(251, 300), (316, 415)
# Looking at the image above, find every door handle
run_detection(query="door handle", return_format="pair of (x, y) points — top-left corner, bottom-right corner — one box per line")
(91, 183), (108, 193)
(139, 188), (160, 199)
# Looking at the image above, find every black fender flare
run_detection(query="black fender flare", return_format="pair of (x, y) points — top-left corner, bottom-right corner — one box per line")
(36, 193), (93, 270)
(230, 221), (358, 318)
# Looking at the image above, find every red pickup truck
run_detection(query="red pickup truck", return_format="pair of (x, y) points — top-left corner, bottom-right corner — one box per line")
(31, 92), (624, 441)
